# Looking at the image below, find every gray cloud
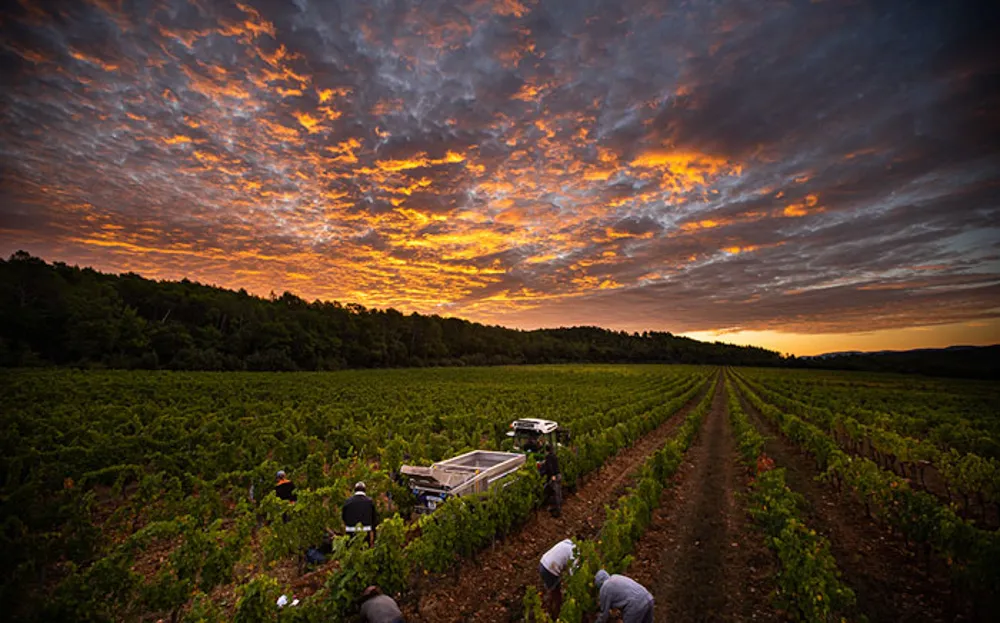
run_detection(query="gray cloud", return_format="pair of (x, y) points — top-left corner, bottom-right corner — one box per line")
(1, 0), (998, 338)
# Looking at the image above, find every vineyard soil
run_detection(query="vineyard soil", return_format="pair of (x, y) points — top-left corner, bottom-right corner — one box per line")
(626, 373), (777, 622)
(738, 392), (973, 622)
(401, 380), (713, 622)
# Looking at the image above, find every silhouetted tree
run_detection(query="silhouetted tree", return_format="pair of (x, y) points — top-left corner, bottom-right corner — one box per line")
(0, 251), (800, 372)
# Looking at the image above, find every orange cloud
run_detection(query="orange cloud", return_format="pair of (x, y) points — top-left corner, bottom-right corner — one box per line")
(373, 151), (465, 173)
(216, 3), (276, 43)
(326, 138), (362, 164)
(513, 83), (542, 101)
(721, 243), (768, 256)
(261, 119), (301, 140)
(681, 219), (721, 232)
(69, 49), (119, 72)
(596, 227), (655, 242)
(293, 111), (323, 133)
(162, 135), (193, 145)
(317, 87), (350, 103)
(493, 0), (532, 18)
(628, 150), (741, 196)
(583, 168), (614, 181)
(782, 194), (821, 217)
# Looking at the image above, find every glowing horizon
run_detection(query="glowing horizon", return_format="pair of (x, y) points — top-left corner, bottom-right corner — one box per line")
(680, 321), (1000, 357)
(1, 0), (997, 354)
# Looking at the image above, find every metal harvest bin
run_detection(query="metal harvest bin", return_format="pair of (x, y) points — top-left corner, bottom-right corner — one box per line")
(401, 450), (526, 512)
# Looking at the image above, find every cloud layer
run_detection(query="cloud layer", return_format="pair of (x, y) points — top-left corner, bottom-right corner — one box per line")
(1, 0), (998, 336)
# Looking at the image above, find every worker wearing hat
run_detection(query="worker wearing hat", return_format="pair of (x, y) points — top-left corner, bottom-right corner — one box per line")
(275, 470), (297, 502)
(342, 481), (379, 546)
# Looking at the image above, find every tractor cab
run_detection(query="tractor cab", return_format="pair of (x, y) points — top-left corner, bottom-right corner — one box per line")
(506, 418), (570, 455)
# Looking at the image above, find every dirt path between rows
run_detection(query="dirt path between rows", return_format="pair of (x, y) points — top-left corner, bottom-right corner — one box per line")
(737, 389), (974, 623)
(400, 376), (716, 623)
(627, 374), (776, 622)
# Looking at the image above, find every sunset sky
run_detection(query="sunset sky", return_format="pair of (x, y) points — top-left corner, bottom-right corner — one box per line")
(1, 0), (998, 355)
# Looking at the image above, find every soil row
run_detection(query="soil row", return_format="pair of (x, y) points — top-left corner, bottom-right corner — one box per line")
(625, 372), (776, 623)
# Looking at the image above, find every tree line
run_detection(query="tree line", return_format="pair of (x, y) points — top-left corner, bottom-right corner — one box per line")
(0, 251), (786, 371)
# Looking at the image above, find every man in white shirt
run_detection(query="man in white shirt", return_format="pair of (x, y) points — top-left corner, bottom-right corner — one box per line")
(538, 538), (578, 616)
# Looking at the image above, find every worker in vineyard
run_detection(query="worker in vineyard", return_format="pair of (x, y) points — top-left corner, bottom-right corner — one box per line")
(594, 569), (654, 623)
(539, 538), (578, 616)
(358, 585), (404, 623)
(343, 481), (378, 546)
(275, 470), (297, 502)
(540, 443), (562, 517)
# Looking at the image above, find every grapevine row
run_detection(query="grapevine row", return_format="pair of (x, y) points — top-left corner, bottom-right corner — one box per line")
(737, 368), (999, 457)
(726, 376), (856, 622)
(736, 371), (1000, 526)
(733, 375), (1000, 595)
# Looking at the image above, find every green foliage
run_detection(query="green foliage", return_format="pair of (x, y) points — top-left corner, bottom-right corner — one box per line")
(728, 374), (857, 622)
(747, 469), (856, 622)
(234, 575), (281, 623)
(523, 585), (554, 623)
(259, 486), (341, 565)
(740, 367), (999, 460)
(593, 376), (716, 574)
(726, 378), (765, 464)
(40, 553), (141, 622)
(34, 361), (1000, 623)
(404, 465), (545, 574)
(556, 539), (602, 623)
(321, 514), (406, 619)
(185, 592), (226, 623)
(734, 372), (1000, 599)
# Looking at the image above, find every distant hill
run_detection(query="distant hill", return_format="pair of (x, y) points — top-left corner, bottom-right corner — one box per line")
(803, 344), (987, 359)
(0, 251), (785, 371)
(795, 345), (999, 380)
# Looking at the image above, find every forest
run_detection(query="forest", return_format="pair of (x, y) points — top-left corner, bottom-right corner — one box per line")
(0, 252), (785, 371)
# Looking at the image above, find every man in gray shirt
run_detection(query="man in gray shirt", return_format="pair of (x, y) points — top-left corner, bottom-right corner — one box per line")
(359, 585), (404, 623)
(594, 569), (654, 623)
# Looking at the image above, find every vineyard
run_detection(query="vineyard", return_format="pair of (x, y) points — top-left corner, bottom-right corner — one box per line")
(2, 364), (997, 622)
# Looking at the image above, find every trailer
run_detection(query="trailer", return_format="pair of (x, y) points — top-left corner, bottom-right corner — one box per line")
(400, 449), (526, 513)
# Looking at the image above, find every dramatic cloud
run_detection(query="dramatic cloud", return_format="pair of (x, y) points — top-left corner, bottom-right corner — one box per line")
(1, 0), (998, 347)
